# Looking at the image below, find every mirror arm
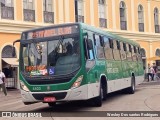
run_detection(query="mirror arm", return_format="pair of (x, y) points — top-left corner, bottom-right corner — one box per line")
(12, 39), (20, 57)
(13, 39), (20, 47)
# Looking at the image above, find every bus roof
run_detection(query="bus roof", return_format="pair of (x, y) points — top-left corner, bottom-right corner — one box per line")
(22, 22), (140, 47)
(22, 22), (79, 33)
(79, 23), (140, 47)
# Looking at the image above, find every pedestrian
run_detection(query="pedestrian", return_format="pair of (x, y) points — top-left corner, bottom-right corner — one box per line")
(152, 63), (159, 80)
(151, 65), (155, 81)
(146, 63), (154, 81)
(0, 69), (7, 96)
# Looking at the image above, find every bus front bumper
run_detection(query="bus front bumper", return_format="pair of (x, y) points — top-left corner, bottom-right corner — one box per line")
(21, 84), (89, 103)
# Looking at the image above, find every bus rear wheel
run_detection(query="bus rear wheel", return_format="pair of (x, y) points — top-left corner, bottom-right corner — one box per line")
(127, 76), (135, 94)
(48, 102), (56, 107)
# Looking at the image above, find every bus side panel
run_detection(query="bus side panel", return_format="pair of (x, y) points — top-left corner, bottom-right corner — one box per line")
(87, 60), (106, 99)
(137, 61), (144, 84)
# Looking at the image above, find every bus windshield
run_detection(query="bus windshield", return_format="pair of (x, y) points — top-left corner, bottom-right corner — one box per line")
(21, 36), (80, 76)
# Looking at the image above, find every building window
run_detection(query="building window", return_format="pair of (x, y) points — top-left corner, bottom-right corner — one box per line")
(0, 0), (14, 20)
(154, 7), (159, 33)
(2, 45), (16, 58)
(156, 49), (160, 56)
(75, 0), (84, 22)
(98, 0), (107, 28)
(23, 0), (35, 22)
(138, 5), (144, 32)
(43, 0), (54, 23)
(120, 1), (127, 30)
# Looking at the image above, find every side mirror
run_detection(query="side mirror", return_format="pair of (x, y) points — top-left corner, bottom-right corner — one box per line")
(12, 39), (20, 57)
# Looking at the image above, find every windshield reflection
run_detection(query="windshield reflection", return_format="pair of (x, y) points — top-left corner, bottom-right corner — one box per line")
(21, 36), (80, 76)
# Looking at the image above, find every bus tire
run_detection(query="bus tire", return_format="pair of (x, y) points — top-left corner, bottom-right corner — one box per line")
(102, 83), (107, 100)
(127, 76), (135, 94)
(48, 102), (56, 107)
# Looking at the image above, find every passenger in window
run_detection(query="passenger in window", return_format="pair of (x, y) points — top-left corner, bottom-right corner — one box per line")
(66, 42), (73, 55)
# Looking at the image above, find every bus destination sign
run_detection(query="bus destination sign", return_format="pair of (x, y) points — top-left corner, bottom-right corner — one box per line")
(26, 25), (79, 39)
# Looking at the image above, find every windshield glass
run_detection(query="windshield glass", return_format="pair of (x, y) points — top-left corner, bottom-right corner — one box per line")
(21, 36), (80, 76)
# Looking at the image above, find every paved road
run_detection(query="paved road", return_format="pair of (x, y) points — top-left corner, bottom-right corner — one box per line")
(0, 80), (160, 120)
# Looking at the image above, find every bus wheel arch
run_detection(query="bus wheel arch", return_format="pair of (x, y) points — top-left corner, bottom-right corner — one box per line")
(100, 75), (107, 100)
(91, 75), (107, 107)
(127, 73), (136, 94)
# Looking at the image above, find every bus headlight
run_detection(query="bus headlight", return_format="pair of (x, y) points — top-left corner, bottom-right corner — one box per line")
(20, 81), (30, 92)
(71, 75), (83, 89)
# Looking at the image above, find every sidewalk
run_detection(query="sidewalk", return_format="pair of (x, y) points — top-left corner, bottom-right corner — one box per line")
(0, 88), (21, 102)
(143, 76), (160, 81)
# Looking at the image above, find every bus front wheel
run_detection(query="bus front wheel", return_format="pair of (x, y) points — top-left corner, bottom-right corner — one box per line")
(92, 83), (106, 107)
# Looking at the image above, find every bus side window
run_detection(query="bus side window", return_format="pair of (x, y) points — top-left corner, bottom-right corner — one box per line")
(126, 44), (132, 61)
(113, 40), (121, 60)
(87, 39), (94, 59)
(109, 38), (113, 49)
(129, 44), (133, 61)
(132, 46), (137, 61)
(94, 34), (105, 59)
(123, 43), (126, 51)
(93, 34), (96, 45)
(104, 37), (114, 60)
(117, 41), (120, 50)
(120, 42), (127, 60)
(137, 47), (142, 61)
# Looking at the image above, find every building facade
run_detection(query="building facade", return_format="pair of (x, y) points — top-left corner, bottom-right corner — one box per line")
(0, 0), (160, 88)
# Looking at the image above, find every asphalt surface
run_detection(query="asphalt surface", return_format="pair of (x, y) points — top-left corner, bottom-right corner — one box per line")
(0, 80), (160, 120)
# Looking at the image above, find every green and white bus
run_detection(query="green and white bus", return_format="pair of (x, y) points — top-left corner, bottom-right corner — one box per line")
(13, 23), (144, 107)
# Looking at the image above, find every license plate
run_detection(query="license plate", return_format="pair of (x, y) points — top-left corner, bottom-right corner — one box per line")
(44, 97), (56, 102)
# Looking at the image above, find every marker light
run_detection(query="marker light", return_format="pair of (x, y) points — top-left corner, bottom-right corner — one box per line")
(71, 75), (83, 89)
(20, 81), (30, 92)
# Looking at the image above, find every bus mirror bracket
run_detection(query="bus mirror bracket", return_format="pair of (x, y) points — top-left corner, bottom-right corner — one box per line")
(12, 39), (20, 57)
(83, 32), (88, 38)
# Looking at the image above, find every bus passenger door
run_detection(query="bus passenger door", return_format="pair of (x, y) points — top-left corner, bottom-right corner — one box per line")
(83, 31), (99, 98)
